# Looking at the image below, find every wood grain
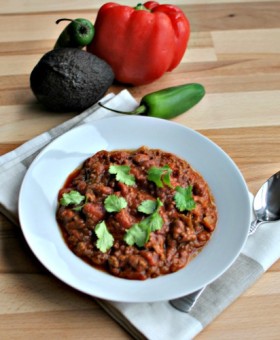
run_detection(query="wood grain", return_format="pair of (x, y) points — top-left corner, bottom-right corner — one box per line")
(0, 0), (279, 339)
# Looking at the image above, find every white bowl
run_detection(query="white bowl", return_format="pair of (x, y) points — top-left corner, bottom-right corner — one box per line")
(19, 116), (250, 302)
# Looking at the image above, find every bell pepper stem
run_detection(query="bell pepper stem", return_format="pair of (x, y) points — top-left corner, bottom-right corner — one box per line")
(134, 3), (150, 11)
(98, 102), (147, 115)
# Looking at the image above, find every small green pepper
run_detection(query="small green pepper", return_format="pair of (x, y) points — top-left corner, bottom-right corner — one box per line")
(54, 18), (95, 49)
(99, 83), (205, 119)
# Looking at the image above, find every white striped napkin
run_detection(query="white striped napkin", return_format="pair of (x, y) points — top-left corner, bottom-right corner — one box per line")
(0, 90), (279, 340)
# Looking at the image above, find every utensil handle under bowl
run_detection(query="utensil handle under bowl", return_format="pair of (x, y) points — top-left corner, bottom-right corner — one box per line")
(169, 287), (205, 312)
(249, 219), (262, 235)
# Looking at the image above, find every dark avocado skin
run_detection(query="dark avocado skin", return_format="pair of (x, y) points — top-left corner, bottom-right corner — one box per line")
(30, 48), (115, 112)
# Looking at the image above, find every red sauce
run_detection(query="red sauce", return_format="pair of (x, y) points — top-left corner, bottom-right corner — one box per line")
(56, 146), (217, 280)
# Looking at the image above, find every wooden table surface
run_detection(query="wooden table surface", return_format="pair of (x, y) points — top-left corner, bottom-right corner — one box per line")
(1, 0), (279, 338)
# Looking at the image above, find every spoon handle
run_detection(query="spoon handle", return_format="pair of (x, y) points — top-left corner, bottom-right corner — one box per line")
(249, 219), (262, 235)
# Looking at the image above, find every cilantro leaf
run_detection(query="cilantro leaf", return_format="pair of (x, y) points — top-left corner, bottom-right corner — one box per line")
(104, 194), (127, 213)
(124, 223), (148, 247)
(147, 165), (173, 188)
(137, 199), (157, 215)
(124, 198), (163, 247)
(145, 210), (163, 232)
(141, 198), (163, 232)
(60, 190), (85, 206)
(109, 165), (136, 186)
(94, 221), (114, 253)
(174, 186), (196, 212)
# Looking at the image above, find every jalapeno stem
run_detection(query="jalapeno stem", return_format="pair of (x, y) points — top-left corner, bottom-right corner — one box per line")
(98, 102), (147, 115)
(56, 18), (88, 34)
(56, 18), (76, 25)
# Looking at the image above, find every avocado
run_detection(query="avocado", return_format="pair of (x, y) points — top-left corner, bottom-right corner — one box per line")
(30, 48), (114, 112)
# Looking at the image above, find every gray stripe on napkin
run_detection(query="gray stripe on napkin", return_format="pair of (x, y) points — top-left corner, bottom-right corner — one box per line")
(188, 253), (263, 326)
(21, 149), (43, 168)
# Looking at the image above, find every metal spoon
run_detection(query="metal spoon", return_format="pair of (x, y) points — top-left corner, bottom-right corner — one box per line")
(250, 170), (280, 234)
(170, 170), (280, 312)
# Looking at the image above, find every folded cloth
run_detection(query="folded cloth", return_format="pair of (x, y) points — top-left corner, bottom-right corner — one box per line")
(0, 90), (279, 340)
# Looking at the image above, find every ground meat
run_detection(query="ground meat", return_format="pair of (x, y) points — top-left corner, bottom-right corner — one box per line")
(56, 146), (217, 280)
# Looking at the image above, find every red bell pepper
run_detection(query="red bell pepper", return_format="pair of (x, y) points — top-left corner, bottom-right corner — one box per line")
(87, 2), (190, 85)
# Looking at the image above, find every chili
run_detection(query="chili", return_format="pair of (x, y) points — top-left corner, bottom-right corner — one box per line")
(99, 83), (205, 119)
(56, 147), (217, 280)
(54, 18), (95, 49)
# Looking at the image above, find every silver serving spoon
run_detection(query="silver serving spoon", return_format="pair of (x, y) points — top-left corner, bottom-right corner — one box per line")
(170, 170), (280, 312)
(249, 170), (280, 234)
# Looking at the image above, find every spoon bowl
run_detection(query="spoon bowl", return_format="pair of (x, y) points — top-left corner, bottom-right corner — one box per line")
(250, 170), (280, 234)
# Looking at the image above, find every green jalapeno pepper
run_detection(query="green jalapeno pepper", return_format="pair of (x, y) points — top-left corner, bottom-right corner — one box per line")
(54, 18), (95, 49)
(99, 83), (205, 119)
